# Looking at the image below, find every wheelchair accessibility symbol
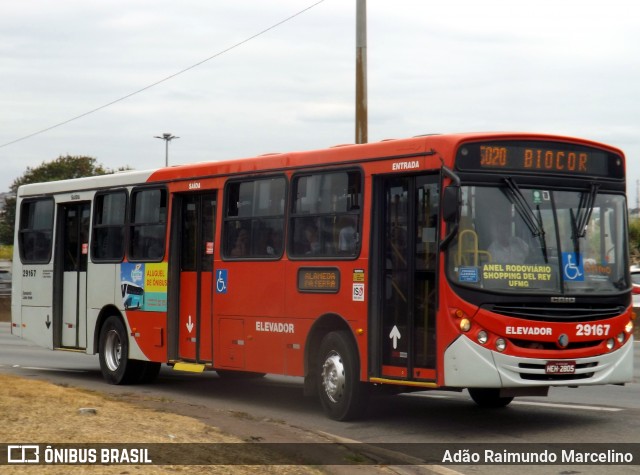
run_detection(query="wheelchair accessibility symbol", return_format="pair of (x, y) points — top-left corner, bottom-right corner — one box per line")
(216, 269), (228, 293)
(562, 252), (584, 282)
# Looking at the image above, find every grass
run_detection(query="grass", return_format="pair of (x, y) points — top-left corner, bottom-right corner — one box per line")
(0, 373), (320, 474)
(0, 245), (12, 261)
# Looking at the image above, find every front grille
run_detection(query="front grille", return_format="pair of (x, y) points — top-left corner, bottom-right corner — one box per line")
(488, 304), (624, 322)
(509, 339), (600, 351)
(520, 372), (593, 381)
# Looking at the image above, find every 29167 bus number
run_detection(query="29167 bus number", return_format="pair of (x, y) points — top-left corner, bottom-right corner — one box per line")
(576, 323), (610, 337)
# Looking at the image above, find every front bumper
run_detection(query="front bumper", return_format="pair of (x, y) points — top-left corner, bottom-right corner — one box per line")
(444, 335), (634, 388)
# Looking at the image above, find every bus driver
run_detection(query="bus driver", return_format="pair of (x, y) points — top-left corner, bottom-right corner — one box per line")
(488, 218), (529, 264)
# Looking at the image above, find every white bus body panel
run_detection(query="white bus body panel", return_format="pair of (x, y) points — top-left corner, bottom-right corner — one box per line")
(10, 243), (22, 338)
(85, 263), (118, 354)
(13, 265), (55, 347)
(20, 306), (54, 349)
(84, 262), (148, 360)
(444, 334), (633, 388)
(12, 169), (155, 354)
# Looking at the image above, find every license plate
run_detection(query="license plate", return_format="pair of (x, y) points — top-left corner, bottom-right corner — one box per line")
(545, 360), (576, 374)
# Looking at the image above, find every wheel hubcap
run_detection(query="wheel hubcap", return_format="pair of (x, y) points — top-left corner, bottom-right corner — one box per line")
(104, 329), (122, 372)
(321, 351), (345, 403)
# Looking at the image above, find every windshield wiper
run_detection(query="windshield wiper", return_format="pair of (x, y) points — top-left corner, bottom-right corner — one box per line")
(503, 177), (545, 238)
(573, 183), (600, 238)
(569, 183), (599, 255)
(536, 205), (548, 262)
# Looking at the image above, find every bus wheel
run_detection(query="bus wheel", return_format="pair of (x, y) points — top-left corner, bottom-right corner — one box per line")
(468, 388), (514, 408)
(317, 331), (368, 421)
(99, 316), (140, 385)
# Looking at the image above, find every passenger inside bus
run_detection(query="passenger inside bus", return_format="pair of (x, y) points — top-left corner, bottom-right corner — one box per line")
(338, 216), (357, 253)
(231, 228), (250, 257)
(255, 226), (282, 257)
(304, 223), (321, 255)
(487, 218), (529, 264)
(146, 237), (164, 259)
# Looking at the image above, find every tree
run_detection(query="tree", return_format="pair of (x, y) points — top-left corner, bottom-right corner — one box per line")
(629, 217), (640, 265)
(0, 155), (129, 245)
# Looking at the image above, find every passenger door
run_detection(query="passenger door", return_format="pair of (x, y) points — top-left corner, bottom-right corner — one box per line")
(55, 202), (90, 349)
(171, 192), (217, 363)
(372, 174), (439, 380)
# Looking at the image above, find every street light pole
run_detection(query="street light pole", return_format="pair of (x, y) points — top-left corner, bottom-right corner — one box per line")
(355, 0), (368, 144)
(154, 133), (179, 167)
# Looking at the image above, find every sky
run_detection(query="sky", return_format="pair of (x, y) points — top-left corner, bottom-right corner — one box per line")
(1, 0), (638, 203)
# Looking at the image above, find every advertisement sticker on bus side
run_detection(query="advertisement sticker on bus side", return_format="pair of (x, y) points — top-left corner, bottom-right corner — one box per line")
(120, 263), (168, 311)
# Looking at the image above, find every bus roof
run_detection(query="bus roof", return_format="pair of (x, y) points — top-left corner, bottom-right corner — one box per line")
(16, 132), (625, 197)
(17, 169), (157, 197)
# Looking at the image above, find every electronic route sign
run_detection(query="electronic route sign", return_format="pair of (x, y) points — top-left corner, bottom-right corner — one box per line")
(455, 140), (624, 179)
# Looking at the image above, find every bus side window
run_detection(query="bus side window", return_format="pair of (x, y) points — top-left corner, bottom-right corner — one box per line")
(92, 190), (127, 262)
(19, 198), (54, 264)
(289, 170), (362, 259)
(128, 188), (167, 262)
(223, 176), (286, 260)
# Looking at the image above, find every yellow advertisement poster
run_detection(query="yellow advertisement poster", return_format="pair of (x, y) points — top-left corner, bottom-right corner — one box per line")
(145, 263), (168, 292)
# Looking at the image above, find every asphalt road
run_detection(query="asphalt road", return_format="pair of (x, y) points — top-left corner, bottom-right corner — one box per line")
(2, 322), (640, 474)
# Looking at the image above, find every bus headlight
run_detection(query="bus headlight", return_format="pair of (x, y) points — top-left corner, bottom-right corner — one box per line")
(460, 318), (471, 332)
(617, 332), (625, 344)
(477, 330), (488, 345)
(606, 339), (615, 350)
(625, 321), (633, 334)
(495, 338), (506, 352)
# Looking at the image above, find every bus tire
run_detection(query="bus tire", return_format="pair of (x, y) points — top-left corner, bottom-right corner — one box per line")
(317, 330), (368, 421)
(468, 388), (514, 408)
(98, 316), (141, 385)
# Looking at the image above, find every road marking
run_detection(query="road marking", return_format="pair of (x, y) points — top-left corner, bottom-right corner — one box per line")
(426, 467), (467, 475)
(511, 400), (623, 412)
(8, 364), (88, 373)
(315, 431), (466, 474)
(413, 393), (623, 412)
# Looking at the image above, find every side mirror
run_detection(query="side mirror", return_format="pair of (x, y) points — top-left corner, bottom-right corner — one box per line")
(440, 166), (461, 250)
(442, 185), (460, 223)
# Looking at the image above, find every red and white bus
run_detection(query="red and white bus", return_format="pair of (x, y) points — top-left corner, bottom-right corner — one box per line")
(11, 132), (634, 420)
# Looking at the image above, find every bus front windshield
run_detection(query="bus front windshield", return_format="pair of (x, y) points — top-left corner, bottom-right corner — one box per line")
(447, 184), (628, 295)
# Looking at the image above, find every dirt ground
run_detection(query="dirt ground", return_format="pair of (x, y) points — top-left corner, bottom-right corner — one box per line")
(1, 303), (381, 474)
(1, 299), (329, 473)
(0, 373), (330, 475)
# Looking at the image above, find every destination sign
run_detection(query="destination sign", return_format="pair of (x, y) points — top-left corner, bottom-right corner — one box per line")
(456, 141), (623, 179)
(298, 267), (340, 293)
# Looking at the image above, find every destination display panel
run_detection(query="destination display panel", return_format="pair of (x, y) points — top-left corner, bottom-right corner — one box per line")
(456, 140), (624, 179)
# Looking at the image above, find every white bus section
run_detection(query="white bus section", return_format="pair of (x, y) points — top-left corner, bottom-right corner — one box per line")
(11, 170), (155, 356)
(444, 334), (634, 388)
